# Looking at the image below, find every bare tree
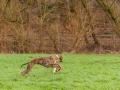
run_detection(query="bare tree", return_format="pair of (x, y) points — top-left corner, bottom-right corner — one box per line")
(35, 0), (56, 52)
(96, 0), (120, 36)
(46, 22), (60, 53)
(63, 0), (90, 53)
(81, 0), (100, 46)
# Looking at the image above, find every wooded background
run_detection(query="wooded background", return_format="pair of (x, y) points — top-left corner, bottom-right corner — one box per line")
(0, 0), (120, 54)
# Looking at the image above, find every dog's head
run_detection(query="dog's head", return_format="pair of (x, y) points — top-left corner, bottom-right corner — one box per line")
(56, 54), (62, 62)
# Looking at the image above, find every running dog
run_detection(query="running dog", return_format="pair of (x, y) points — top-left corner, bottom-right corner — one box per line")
(21, 54), (62, 76)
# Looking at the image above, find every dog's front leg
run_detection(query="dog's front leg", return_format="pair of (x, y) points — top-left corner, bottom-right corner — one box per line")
(50, 64), (61, 73)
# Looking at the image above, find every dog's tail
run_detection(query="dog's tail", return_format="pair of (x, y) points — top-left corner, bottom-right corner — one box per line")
(21, 62), (28, 68)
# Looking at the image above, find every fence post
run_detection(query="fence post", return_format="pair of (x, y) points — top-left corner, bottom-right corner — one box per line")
(113, 33), (116, 48)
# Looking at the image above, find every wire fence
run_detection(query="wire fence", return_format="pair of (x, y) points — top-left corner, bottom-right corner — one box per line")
(0, 34), (120, 53)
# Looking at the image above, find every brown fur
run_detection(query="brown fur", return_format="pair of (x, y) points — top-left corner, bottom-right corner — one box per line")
(21, 54), (62, 76)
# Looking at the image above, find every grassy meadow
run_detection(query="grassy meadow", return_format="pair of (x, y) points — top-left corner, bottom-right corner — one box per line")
(0, 54), (120, 90)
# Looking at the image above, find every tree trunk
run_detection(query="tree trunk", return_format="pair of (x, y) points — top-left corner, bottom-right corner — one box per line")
(96, 0), (120, 36)
(81, 0), (100, 46)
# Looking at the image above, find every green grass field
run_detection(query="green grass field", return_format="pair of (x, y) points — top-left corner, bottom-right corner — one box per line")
(0, 54), (120, 90)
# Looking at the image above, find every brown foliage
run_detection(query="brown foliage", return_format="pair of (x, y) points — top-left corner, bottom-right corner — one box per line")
(0, 0), (120, 53)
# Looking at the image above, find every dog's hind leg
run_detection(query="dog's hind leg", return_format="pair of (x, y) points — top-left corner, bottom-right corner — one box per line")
(21, 62), (34, 76)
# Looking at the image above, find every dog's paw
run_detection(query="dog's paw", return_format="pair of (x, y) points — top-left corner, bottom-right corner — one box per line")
(53, 67), (57, 73)
(53, 67), (61, 73)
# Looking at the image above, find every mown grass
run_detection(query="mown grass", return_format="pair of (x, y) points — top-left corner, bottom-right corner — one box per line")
(0, 54), (120, 90)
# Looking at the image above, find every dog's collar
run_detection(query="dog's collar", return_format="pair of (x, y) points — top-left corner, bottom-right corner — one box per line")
(56, 55), (59, 59)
